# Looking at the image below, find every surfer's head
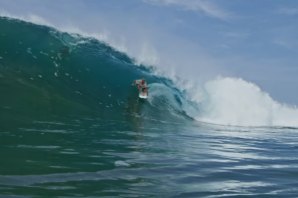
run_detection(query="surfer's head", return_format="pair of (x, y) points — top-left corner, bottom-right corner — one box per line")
(141, 79), (145, 84)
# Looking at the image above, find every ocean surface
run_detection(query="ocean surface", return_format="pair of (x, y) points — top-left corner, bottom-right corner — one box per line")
(1, 17), (298, 197)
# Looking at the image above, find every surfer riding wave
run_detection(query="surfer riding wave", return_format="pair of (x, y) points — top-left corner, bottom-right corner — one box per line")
(133, 79), (148, 98)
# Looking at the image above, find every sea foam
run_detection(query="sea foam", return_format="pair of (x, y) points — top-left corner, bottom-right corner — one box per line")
(192, 77), (298, 127)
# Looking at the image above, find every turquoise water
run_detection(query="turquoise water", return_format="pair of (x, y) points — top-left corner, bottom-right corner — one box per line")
(1, 17), (298, 197)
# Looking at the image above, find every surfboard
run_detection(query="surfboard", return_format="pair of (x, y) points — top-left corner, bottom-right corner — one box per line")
(139, 92), (148, 99)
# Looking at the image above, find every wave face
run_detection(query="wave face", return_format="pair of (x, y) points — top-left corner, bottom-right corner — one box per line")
(1, 16), (298, 128)
(0, 17), (194, 127)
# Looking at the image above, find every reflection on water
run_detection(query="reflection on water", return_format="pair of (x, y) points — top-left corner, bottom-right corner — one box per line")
(1, 117), (298, 197)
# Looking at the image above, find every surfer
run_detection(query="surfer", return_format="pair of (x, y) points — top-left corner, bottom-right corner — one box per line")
(133, 79), (148, 96)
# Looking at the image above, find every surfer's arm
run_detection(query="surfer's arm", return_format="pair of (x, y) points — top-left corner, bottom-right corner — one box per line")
(132, 80), (138, 86)
(133, 79), (142, 85)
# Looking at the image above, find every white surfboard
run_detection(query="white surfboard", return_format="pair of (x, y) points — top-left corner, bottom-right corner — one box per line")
(139, 92), (148, 99)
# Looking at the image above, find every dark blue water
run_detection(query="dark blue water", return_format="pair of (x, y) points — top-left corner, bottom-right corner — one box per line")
(1, 17), (298, 197)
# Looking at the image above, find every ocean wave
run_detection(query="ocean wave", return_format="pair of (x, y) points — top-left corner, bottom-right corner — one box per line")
(1, 16), (297, 127)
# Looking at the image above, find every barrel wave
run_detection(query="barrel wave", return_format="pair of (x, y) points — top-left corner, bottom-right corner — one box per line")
(1, 16), (298, 129)
(0, 17), (194, 129)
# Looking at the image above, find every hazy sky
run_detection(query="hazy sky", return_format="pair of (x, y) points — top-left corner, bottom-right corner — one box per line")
(1, 0), (298, 105)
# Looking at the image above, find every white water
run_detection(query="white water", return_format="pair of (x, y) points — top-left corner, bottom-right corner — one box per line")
(192, 77), (298, 127)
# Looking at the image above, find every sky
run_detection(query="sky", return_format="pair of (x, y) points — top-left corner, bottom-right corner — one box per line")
(0, 0), (298, 105)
